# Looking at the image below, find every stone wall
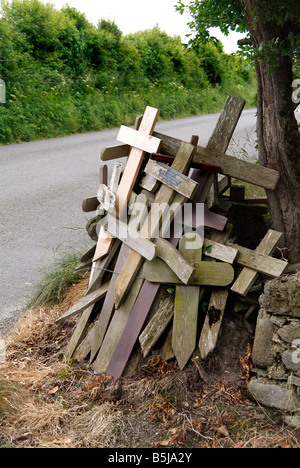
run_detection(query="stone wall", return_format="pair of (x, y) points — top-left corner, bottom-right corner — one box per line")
(247, 274), (300, 429)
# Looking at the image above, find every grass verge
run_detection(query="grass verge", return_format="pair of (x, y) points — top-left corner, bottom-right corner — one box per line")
(0, 277), (299, 448)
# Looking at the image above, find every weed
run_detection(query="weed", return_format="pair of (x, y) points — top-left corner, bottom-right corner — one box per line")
(28, 250), (83, 307)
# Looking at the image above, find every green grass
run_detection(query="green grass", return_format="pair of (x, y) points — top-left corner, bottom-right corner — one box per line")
(28, 251), (83, 308)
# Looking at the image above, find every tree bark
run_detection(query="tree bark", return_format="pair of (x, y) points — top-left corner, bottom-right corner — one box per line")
(243, 0), (300, 263)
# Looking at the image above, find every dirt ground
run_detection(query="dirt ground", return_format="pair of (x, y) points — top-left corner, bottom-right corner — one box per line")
(0, 279), (299, 449)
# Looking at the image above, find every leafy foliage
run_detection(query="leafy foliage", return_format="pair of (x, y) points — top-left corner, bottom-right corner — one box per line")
(0, 0), (256, 144)
(176, 0), (300, 67)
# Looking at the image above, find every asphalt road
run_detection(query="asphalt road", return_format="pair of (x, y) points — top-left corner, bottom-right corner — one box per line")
(0, 109), (257, 336)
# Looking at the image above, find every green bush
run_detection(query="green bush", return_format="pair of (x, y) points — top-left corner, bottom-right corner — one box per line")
(0, 0), (256, 145)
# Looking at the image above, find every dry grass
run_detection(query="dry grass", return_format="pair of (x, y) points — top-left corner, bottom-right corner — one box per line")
(0, 278), (299, 448)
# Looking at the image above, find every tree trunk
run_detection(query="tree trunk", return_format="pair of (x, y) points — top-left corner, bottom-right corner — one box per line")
(243, 1), (300, 263)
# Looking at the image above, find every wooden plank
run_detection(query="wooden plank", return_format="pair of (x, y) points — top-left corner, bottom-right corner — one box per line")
(56, 280), (110, 323)
(231, 230), (283, 296)
(65, 305), (95, 361)
(173, 285), (200, 370)
(93, 106), (160, 261)
(160, 327), (174, 361)
(105, 139), (202, 378)
(66, 242), (119, 359)
(105, 100), (243, 376)
(208, 96), (245, 151)
(189, 96), (245, 204)
(151, 153), (221, 173)
(139, 294), (174, 358)
(230, 185), (245, 202)
(198, 288), (229, 360)
(82, 197), (99, 213)
(80, 244), (96, 263)
(155, 238), (195, 285)
(153, 131), (280, 190)
(203, 205), (228, 231)
(101, 144), (130, 161)
(89, 246), (130, 363)
(117, 125), (162, 155)
(227, 241), (287, 277)
(105, 280), (160, 379)
(105, 213), (157, 261)
(100, 115), (143, 161)
(93, 277), (144, 374)
(184, 203), (228, 232)
(82, 164), (108, 212)
(86, 239), (121, 294)
(139, 173), (160, 193)
(203, 239), (238, 264)
(141, 258), (235, 287)
(172, 233), (203, 370)
(100, 115), (144, 161)
(144, 160), (199, 199)
(114, 141), (196, 309)
(99, 164), (108, 185)
(197, 224), (234, 361)
(218, 175), (231, 196)
(89, 194), (150, 362)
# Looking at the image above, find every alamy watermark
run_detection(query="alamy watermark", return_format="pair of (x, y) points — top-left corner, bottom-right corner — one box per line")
(0, 339), (6, 364)
(0, 79), (6, 104)
(97, 202), (205, 247)
(292, 339), (300, 365)
(292, 79), (300, 104)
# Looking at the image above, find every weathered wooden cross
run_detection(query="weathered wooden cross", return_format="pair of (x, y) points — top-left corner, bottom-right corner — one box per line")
(93, 106), (161, 262)
(59, 96), (285, 380)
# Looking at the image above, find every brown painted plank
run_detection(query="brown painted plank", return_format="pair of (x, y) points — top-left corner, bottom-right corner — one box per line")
(92, 276), (144, 374)
(101, 144), (130, 161)
(184, 203), (228, 232)
(65, 304), (96, 361)
(82, 197), (99, 213)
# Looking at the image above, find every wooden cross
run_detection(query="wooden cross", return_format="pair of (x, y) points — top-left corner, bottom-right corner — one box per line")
(230, 230), (286, 296)
(113, 141), (197, 309)
(104, 98), (247, 378)
(141, 255), (234, 286)
(93, 106), (161, 262)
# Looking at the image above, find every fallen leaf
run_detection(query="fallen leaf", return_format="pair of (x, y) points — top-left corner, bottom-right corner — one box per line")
(216, 425), (230, 438)
(61, 435), (73, 445)
(48, 385), (59, 394)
